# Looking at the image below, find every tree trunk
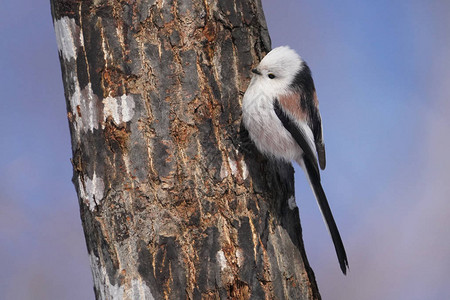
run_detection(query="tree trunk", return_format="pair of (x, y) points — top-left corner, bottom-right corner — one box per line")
(51, 0), (320, 299)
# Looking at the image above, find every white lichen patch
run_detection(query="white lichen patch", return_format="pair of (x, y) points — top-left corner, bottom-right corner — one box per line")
(216, 250), (228, 272)
(240, 159), (249, 180)
(70, 83), (100, 137)
(288, 196), (297, 210)
(77, 176), (87, 203)
(220, 162), (229, 180)
(85, 86), (99, 132)
(78, 172), (105, 211)
(103, 96), (120, 124)
(236, 248), (244, 268)
(129, 279), (155, 300)
(227, 156), (238, 176)
(226, 152), (249, 180)
(103, 94), (136, 126)
(120, 94), (136, 122)
(54, 16), (82, 61)
(89, 253), (124, 300)
(54, 17), (100, 140)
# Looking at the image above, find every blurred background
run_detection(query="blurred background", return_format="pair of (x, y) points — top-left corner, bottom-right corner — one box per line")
(1, 0), (449, 299)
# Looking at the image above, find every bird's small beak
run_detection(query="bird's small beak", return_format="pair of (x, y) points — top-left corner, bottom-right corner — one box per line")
(252, 68), (262, 75)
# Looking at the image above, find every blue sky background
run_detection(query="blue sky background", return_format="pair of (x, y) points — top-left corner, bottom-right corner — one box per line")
(1, 1), (449, 299)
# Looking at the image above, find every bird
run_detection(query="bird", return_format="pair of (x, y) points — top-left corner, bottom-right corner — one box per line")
(242, 46), (348, 274)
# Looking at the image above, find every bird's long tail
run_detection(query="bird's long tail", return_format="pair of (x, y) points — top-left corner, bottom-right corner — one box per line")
(302, 157), (349, 274)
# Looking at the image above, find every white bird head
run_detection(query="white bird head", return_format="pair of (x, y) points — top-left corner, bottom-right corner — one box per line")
(251, 46), (303, 96)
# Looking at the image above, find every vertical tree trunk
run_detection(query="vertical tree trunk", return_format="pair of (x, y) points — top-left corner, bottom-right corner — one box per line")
(51, 0), (320, 299)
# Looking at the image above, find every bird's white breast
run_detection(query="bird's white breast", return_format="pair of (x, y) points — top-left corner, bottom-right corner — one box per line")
(242, 79), (303, 163)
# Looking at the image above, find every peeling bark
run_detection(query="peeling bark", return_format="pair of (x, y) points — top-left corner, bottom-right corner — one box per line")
(51, 0), (320, 299)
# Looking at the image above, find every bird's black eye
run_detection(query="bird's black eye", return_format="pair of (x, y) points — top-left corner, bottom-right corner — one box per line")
(268, 73), (275, 79)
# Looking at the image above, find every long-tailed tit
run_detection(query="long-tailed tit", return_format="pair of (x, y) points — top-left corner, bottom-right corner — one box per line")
(242, 46), (348, 274)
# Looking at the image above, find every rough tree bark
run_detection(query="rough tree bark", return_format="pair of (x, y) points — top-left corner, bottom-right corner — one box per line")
(51, 0), (320, 299)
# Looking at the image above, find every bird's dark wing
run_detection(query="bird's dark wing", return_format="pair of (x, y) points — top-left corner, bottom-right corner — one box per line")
(274, 98), (348, 274)
(312, 91), (326, 170)
(275, 95), (320, 178)
(289, 62), (326, 170)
